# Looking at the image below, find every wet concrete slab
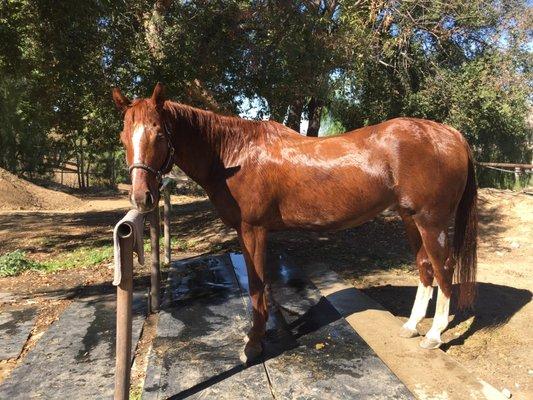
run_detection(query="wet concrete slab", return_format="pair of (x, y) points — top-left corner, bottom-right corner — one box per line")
(232, 253), (413, 400)
(0, 305), (38, 360)
(0, 293), (146, 399)
(143, 255), (272, 400)
(144, 253), (412, 399)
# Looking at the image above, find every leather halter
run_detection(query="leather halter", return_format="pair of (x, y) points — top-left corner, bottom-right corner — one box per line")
(128, 119), (175, 183)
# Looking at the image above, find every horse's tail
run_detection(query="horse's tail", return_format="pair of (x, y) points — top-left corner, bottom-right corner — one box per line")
(453, 149), (478, 309)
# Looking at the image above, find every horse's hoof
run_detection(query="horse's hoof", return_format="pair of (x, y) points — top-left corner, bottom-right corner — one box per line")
(399, 326), (419, 338)
(239, 341), (262, 365)
(419, 337), (442, 349)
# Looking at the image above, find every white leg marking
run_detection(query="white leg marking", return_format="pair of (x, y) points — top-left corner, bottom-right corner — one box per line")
(403, 282), (434, 331)
(425, 285), (450, 343)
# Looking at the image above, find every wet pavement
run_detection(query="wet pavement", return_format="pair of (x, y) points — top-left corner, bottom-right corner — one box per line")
(143, 255), (271, 400)
(0, 293), (146, 399)
(143, 253), (413, 399)
(0, 305), (38, 360)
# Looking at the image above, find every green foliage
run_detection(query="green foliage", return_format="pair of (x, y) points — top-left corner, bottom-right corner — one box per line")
(0, 246), (112, 277)
(0, 250), (40, 277)
(320, 109), (346, 136)
(144, 236), (192, 252)
(0, 0), (531, 189)
(403, 53), (532, 186)
(40, 246), (113, 272)
(328, 1), (532, 187)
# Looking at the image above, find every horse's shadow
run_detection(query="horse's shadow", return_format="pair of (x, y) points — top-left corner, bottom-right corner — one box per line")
(362, 282), (532, 349)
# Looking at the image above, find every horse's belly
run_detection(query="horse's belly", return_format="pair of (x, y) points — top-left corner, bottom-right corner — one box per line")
(275, 179), (395, 231)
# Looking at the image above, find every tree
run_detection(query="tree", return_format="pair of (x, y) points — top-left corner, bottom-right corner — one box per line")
(328, 0), (532, 180)
(0, 0), (530, 189)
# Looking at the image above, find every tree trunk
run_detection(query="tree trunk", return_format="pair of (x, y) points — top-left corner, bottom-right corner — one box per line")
(86, 157), (91, 188)
(286, 99), (304, 132)
(77, 140), (86, 189)
(110, 152), (116, 188)
(306, 97), (322, 137)
(76, 152), (82, 189)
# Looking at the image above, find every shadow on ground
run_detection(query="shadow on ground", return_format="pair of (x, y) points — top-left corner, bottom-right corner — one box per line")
(362, 282), (531, 350)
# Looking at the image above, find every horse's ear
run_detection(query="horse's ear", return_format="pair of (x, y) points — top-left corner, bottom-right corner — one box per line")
(112, 88), (131, 112)
(151, 82), (165, 109)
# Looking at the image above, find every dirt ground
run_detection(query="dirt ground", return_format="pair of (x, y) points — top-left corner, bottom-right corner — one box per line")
(0, 168), (85, 211)
(0, 186), (531, 398)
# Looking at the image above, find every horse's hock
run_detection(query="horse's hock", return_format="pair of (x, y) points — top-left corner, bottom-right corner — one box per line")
(112, 192), (506, 400)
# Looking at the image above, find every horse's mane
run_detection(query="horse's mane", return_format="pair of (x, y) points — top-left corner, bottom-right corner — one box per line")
(163, 101), (293, 163)
(126, 98), (297, 165)
(165, 100), (258, 128)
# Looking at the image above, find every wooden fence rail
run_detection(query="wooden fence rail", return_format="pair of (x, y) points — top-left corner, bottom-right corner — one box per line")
(476, 162), (532, 188)
(476, 162), (533, 170)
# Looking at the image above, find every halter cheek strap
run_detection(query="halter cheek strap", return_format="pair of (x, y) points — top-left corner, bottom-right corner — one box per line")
(128, 119), (175, 183)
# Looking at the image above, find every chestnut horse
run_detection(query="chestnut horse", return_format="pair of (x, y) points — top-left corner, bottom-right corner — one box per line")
(113, 83), (477, 362)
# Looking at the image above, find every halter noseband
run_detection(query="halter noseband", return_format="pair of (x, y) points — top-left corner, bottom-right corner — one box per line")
(128, 120), (175, 183)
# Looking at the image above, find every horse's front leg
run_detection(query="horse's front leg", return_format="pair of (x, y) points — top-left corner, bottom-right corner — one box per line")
(238, 222), (268, 364)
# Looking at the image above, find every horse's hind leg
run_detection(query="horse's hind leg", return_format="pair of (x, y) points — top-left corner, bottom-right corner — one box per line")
(399, 212), (435, 338)
(413, 215), (455, 349)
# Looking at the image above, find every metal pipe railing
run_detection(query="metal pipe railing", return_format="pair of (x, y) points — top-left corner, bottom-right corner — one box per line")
(114, 186), (173, 399)
(163, 188), (172, 265)
(114, 220), (135, 400)
(114, 178), (174, 400)
(147, 210), (161, 313)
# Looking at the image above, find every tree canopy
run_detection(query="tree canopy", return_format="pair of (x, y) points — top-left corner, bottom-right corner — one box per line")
(0, 0), (531, 188)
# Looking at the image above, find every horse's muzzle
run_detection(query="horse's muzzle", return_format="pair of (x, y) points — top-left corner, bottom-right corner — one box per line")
(131, 190), (156, 213)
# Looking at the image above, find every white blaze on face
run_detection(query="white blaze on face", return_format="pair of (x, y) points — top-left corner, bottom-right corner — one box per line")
(131, 123), (147, 189)
(132, 123), (146, 163)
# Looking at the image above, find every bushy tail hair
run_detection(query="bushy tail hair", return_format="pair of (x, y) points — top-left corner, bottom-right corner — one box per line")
(453, 152), (478, 309)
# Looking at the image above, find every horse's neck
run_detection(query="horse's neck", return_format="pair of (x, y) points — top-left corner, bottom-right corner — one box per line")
(167, 104), (247, 188)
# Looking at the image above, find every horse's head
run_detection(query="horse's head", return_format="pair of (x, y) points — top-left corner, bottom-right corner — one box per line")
(112, 83), (174, 213)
